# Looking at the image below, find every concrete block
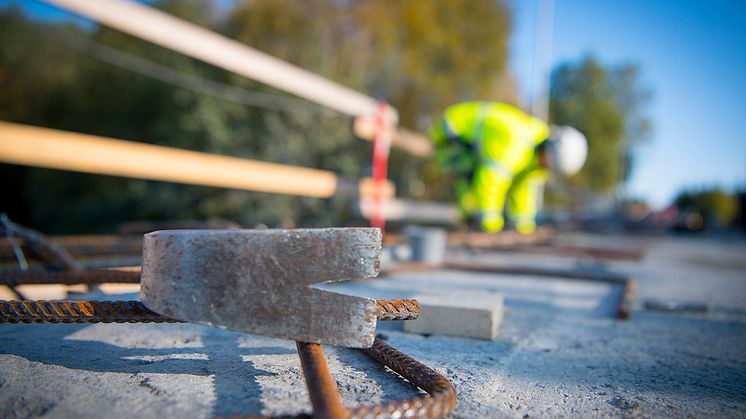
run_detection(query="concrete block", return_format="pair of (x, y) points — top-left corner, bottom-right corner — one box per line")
(404, 291), (503, 340)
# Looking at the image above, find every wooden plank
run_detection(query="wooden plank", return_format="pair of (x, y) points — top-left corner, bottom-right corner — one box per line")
(43, 0), (387, 120)
(43, 0), (438, 157)
(0, 122), (342, 197)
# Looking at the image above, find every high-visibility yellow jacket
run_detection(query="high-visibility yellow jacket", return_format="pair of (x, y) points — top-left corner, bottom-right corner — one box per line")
(431, 102), (549, 233)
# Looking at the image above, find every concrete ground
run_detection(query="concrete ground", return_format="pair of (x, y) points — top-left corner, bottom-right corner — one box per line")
(1, 233), (745, 418)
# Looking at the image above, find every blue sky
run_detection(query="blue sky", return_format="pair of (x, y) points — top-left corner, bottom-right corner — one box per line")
(511, 0), (746, 208)
(4, 0), (745, 209)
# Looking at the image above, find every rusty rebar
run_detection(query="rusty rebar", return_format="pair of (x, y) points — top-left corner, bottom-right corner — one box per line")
(351, 338), (458, 418)
(443, 227), (643, 260)
(0, 218), (83, 271)
(385, 260), (630, 285)
(383, 261), (635, 320)
(0, 213), (29, 270)
(292, 338), (457, 419)
(1, 299), (455, 418)
(441, 261), (631, 284)
(375, 299), (419, 321)
(0, 299), (419, 324)
(0, 270), (141, 286)
(496, 243), (643, 261)
(0, 236), (142, 260)
(0, 300), (177, 323)
(296, 342), (349, 419)
(0, 269), (421, 321)
(442, 261), (636, 320)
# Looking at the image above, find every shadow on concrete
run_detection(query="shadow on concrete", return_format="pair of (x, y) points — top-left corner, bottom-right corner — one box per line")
(0, 322), (296, 416)
(329, 346), (423, 407)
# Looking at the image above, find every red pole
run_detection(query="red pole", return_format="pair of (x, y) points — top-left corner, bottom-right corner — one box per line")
(370, 101), (392, 231)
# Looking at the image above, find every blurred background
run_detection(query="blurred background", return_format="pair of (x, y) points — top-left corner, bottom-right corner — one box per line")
(0, 0), (744, 235)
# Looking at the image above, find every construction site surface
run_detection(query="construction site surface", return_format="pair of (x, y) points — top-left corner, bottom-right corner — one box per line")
(1, 231), (744, 418)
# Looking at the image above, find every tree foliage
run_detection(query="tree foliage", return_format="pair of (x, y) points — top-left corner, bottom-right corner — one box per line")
(549, 55), (652, 196)
(228, 0), (514, 128)
(0, 1), (514, 232)
(675, 188), (738, 228)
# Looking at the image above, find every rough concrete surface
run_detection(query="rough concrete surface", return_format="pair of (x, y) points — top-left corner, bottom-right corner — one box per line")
(1, 233), (745, 418)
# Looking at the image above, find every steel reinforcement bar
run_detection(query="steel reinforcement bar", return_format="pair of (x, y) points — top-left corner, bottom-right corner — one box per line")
(0, 299), (419, 324)
(352, 338), (458, 418)
(234, 338), (458, 419)
(0, 237), (142, 260)
(382, 261), (636, 320)
(1, 300), (456, 418)
(0, 270), (141, 286)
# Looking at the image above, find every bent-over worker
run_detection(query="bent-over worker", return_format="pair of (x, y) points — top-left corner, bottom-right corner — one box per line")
(431, 101), (587, 233)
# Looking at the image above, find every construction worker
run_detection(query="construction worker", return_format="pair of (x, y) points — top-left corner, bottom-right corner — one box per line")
(430, 101), (587, 233)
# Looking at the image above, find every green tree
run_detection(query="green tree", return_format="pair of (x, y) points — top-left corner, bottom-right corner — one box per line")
(675, 188), (738, 229)
(1, 3), (301, 232)
(227, 0), (514, 128)
(549, 55), (652, 196)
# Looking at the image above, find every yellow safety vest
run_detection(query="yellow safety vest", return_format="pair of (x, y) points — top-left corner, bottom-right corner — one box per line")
(431, 102), (549, 233)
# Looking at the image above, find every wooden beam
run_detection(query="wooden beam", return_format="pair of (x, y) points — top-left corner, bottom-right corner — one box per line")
(42, 0), (441, 157)
(0, 122), (391, 199)
(42, 0), (394, 122)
